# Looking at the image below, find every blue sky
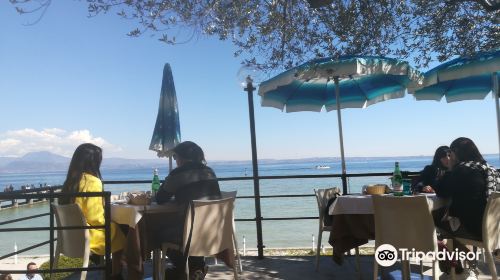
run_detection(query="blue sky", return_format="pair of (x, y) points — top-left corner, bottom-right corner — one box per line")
(0, 1), (498, 161)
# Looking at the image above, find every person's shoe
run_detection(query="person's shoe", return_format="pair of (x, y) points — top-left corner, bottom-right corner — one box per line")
(457, 268), (479, 280)
(189, 265), (208, 280)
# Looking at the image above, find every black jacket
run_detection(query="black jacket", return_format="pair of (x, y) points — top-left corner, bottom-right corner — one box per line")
(417, 165), (446, 192)
(156, 162), (221, 204)
(434, 163), (488, 238)
(151, 162), (222, 245)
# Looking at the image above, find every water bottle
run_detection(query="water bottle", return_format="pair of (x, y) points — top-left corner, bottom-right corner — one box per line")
(151, 168), (160, 198)
(392, 162), (403, 194)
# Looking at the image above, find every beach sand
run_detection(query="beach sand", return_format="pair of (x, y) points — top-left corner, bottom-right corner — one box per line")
(0, 255), (50, 280)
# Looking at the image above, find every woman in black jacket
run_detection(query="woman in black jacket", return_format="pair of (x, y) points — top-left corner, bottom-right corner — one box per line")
(434, 137), (499, 240)
(155, 141), (221, 280)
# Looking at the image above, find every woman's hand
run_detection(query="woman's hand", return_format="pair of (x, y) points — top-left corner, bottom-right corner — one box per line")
(422, 185), (435, 193)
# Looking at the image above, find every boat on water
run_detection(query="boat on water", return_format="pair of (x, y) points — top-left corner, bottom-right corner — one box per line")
(315, 165), (330, 169)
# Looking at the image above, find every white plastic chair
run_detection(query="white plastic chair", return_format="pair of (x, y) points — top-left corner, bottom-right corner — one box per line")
(52, 203), (91, 280)
(160, 196), (239, 280)
(372, 195), (439, 280)
(220, 191), (243, 274)
(314, 187), (353, 271)
(450, 192), (500, 280)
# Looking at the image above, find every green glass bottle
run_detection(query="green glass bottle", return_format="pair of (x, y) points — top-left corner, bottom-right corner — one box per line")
(392, 162), (403, 194)
(151, 168), (160, 197)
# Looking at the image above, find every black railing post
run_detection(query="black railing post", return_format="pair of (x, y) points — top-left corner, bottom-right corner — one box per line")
(104, 192), (112, 279)
(244, 77), (265, 259)
(49, 188), (55, 276)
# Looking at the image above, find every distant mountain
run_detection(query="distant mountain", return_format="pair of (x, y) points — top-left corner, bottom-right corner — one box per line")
(0, 152), (70, 173)
(21, 151), (68, 163)
(0, 152), (167, 174)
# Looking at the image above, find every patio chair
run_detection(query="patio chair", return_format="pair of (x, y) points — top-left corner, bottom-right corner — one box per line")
(313, 187), (355, 271)
(160, 196), (239, 280)
(372, 195), (439, 280)
(449, 191), (499, 280)
(52, 203), (91, 280)
(220, 191), (243, 273)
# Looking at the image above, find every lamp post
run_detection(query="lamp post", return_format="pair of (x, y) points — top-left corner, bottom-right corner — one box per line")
(239, 67), (265, 259)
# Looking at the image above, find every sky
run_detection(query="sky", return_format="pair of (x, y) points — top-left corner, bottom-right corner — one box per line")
(0, 1), (498, 161)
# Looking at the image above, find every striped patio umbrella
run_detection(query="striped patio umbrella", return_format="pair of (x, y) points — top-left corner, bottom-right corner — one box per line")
(258, 56), (422, 193)
(411, 50), (500, 157)
(149, 63), (181, 171)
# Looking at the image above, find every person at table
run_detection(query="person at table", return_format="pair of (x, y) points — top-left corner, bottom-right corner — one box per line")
(415, 145), (451, 193)
(156, 141), (221, 280)
(60, 143), (126, 279)
(434, 137), (500, 240)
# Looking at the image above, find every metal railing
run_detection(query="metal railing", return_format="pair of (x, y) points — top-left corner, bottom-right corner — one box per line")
(0, 189), (112, 278)
(0, 170), (421, 274)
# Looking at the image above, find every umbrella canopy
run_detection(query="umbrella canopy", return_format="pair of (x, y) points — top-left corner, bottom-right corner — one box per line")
(258, 56), (422, 193)
(149, 63), (181, 168)
(411, 50), (500, 157)
(412, 50), (499, 102)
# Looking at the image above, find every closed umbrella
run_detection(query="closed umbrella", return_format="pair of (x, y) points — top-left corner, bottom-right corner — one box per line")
(258, 56), (422, 193)
(149, 63), (181, 171)
(411, 50), (500, 157)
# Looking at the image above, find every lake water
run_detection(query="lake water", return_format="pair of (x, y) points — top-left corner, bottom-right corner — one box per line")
(1, 155), (498, 256)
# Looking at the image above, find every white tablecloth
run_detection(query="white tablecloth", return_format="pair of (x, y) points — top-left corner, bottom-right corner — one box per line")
(111, 202), (180, 228)
(328, 193), (448, 215)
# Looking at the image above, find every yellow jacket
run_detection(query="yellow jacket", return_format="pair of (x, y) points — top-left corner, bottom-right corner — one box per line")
(75, 173), (125, 255)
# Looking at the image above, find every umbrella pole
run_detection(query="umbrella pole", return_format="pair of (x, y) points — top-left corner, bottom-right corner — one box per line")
(494, 72), (500, 162)
(334, 77), (348, 194)
(169, 155), (173, 172)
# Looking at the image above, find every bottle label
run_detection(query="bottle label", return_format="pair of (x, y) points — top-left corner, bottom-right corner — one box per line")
(392, 176), (403, 191)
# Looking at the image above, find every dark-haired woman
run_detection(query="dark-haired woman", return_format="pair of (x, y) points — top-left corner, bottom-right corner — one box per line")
(156, 141), (221, 279)
(434, 137), (500, 277)
(416, 146), (451, 193)
(435, 137), (499, 239)
(61, 143), (126, 278)
(156, 141), (221, 204)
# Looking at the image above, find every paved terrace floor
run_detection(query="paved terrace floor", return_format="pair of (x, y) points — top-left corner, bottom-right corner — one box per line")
(79, 254), (498, 279)
(7, 254), (497, 279)
(203, 255), (498, 280)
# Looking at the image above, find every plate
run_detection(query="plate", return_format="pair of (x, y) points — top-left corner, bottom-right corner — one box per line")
(112, 199), (129, 205)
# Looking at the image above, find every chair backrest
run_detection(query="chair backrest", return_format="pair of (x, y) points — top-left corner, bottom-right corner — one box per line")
(220, 191), (237, 199)
(372, 195), (437, 253)
(52, 203), (90, 258)
(219, 191), (237, 227)
(181, 197), (235, 257)
(483, 192), (500, 251)
(314, 187), (340, 227)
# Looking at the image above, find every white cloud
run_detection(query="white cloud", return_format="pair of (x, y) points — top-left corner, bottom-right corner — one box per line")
(0, 128), (122, 157)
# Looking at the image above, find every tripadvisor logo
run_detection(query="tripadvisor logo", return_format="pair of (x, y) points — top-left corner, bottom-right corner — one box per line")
(375, 244), (480, 267)
(375, 244), (398, 267)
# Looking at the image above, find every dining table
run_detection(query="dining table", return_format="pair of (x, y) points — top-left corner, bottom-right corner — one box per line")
(327, 193), (448, 265)
(111, 201), (182, 280)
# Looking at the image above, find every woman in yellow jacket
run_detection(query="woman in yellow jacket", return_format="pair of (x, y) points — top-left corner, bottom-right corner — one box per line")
(60, 143), (126, 279)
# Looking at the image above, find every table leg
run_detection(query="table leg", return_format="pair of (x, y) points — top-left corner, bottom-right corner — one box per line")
(152, 249), (161, 280)
(401, 260), (411, 280)
(125, 227), (145, 280)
